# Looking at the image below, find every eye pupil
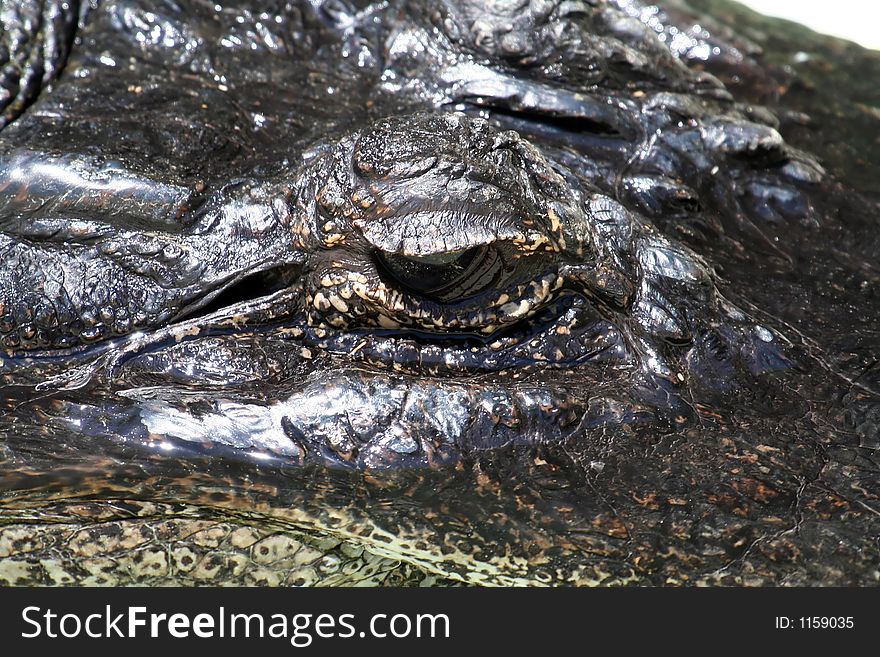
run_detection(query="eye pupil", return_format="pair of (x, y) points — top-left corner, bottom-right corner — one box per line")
(375, 246), (497, 302)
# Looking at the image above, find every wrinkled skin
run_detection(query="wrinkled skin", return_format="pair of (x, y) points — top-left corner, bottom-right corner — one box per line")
(0, 0), (877, 585)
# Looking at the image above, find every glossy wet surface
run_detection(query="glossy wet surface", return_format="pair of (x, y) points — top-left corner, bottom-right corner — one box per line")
(0, 0), (878, 585)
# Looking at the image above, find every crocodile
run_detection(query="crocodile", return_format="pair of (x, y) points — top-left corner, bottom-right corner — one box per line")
(0, 0), (877, 586)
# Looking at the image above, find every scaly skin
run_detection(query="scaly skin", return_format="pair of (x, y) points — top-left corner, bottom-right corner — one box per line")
(0, 111), (781, 385)
(0, 0), (84, 128)
(0, 0), (877, 586)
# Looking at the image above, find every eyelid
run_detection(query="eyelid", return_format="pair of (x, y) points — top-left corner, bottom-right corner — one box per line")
(406, 249), (470, 266)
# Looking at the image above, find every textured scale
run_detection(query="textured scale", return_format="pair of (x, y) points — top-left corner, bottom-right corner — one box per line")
(0, 0), (877, 586)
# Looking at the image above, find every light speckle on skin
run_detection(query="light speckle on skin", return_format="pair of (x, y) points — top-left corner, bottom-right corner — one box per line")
(548, 206), (561, 232)
(377, 314), (399, 329)
(312, 292), (331, 311)
(329, 296), (349, 313)
(500, 300), (530, 318)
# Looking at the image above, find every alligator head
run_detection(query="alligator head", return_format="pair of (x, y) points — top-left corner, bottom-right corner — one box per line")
(0, 0), (876, 587)
(0, 107), (788, 480)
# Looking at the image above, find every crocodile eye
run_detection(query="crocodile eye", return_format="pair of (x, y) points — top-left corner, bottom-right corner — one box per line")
(375, 245), (503, 302)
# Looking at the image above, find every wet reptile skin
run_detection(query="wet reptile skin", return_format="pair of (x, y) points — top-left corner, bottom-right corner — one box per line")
(0, 0), (878, 585)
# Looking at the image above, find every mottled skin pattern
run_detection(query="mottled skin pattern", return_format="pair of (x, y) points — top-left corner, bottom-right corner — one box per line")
(0, 0), (878, 585)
